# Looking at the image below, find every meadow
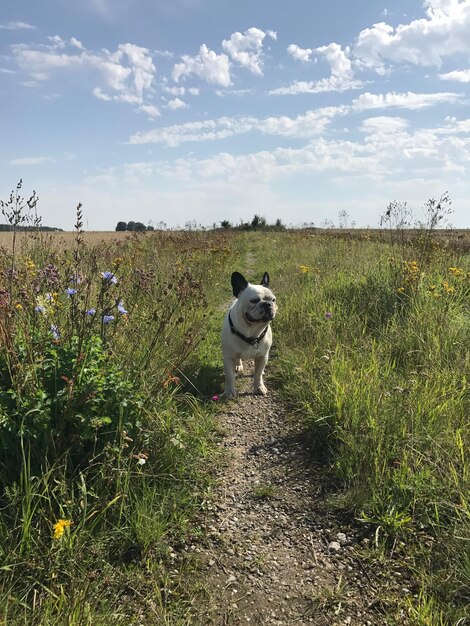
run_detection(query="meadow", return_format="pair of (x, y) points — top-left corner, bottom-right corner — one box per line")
(0, 196), (469, 624)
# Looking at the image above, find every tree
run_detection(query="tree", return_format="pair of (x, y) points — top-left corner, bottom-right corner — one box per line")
(220, 220), (232, 229)
(115, 221), (127, 231)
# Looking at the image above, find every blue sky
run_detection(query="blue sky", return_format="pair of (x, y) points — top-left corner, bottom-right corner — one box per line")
(1, 0), (470, 229)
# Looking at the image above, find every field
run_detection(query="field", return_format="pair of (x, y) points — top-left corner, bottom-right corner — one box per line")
(0, 220), (469, 624)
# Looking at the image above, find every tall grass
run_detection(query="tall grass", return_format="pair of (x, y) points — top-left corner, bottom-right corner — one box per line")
(0, 187), (241, 623)
(252, 229), (469, 623)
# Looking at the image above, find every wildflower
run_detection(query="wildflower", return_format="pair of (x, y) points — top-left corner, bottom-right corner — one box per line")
(117, 300), (128, 314)
(132, 452), (148, 466)
(15, 303), (23, 310)
(325, 312), (333, 319)
(212, 394), (219, 402)
(113, 257), (123, 267)
(86, 308), (96, 316)
(103, 315), (115, 324)
(428, 285), (436, 291)
(35, 305), (46, 313)
(66, 288), (77, 297)
(101, 271), (118, 284)
(397, 287), (405, 294)
(44, 264), (59, 286)
(53, 518), (72, 539)
(298, 264), (310, 274)
(50, 324), (60, 340)
(163, 375), (181, 387)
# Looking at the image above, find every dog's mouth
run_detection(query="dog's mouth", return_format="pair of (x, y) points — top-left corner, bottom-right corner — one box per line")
(245, 311), (274, 324)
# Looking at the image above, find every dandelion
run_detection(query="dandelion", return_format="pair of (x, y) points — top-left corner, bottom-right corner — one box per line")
(298, 264), (310, 274)
(103, 315), (115, 324)
(53, 518), (72, 539)
(101, 271), (118, 284)
(86, 308), (96, 316)
(117, 300), (128, 314)
(66, 288), (77, 297)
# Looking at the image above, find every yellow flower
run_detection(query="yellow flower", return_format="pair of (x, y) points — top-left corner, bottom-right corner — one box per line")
(53, 519), (72, 539)
(15, 303), (23, 310)
(298, 264), (310, 274)
(397, 287), (405, 293)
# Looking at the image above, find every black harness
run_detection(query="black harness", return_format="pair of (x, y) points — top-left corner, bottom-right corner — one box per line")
(228, 312), (269, 350)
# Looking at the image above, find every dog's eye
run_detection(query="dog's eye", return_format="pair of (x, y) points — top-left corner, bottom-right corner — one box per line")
(250, 298), (260, 304)
(272, 298), (276, 302)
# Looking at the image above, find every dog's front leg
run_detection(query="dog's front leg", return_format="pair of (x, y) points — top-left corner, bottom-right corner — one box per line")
(222, 356), (238, 399)
(253, 353), (269, 395)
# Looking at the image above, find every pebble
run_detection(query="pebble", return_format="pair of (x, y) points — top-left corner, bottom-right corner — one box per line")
(328, 541), (342, 552)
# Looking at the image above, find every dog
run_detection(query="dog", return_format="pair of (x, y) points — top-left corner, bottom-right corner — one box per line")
(221, 271), (277, 399)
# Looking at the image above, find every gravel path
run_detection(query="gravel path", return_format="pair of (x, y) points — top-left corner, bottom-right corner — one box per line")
(194, 363), (405, 625)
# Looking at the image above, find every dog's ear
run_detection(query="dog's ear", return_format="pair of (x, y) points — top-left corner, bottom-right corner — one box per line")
(260, 272), (270, 287)
(231, 271), (248, 297)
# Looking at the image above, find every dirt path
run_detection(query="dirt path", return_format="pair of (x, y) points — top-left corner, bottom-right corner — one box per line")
(194, 363), (404, 626)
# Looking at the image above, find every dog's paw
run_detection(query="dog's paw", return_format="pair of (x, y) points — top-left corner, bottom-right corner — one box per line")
(253, 384), (268, 396)
(221, 389), (237, 400)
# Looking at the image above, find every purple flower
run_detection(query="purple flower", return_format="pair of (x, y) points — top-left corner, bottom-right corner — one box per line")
(101, 271), (118, 284)
(103, 315), (115, 324)
(117, 300), (128, 314)
(86, 308), (96, 316)
(325, 312), (333, 319)
(50, 324), (60, 340)
(66, 288), (77, 297)
(35, 305), (46, 313)
(211, 395), (220, 402)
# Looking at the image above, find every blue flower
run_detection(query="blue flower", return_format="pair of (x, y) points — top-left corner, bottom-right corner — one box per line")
(86, 308), (96, 316)
(117, 300), (128, 314)
(35, 305), (45, 313)
(50, 324), (60, 340)
(101, 271), (118, 284)
(103, 315), (115, 324)
(66, 288), (77, 296)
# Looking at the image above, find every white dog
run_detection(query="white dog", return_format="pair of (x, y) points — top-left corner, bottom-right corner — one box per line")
(221, 271), (277, 399)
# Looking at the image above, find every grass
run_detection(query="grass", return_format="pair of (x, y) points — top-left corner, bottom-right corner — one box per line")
(250, 229), (469, 624)
(0, 185), (469, 624)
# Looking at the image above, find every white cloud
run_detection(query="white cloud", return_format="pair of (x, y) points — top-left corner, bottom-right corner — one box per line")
(222, 27), (276, 75)
(10, 156), (55, 165)
(352, 90), (462, 110)
(129, 106), (347, 146)
(11, 38), (157, 108)
(287, 44), (313, 62)
(353, 1), (470, 73)
(439, 68), (470, 81)
(273, 43), (364, 95)
(172, 44), (231, 86)
(163, 85), (186, 95)
(0, 21), (35, 30)
(269, 76), (364, 95)
(188, 87), (200, 95)
(139, 104), (160, 117)
(167, 97), (187, 110)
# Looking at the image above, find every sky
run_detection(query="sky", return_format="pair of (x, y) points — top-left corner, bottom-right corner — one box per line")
(1, 0), (470, 230)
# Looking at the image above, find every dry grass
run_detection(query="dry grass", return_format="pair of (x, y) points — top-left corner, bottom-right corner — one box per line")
(0, 230), (133, 252)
